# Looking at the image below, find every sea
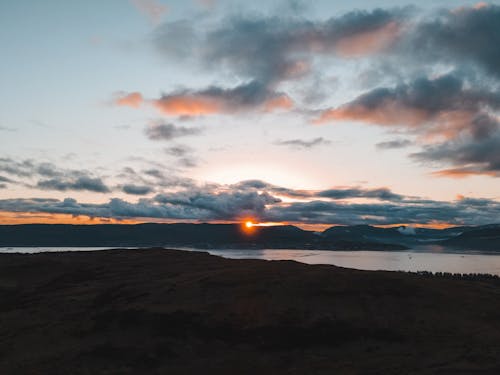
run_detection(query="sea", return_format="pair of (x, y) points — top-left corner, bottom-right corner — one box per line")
(2, 246), (500, 276)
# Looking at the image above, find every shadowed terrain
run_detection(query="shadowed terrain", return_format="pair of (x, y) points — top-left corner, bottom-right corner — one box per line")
(1, 223), (499, 250)
(1, 248), (500, 374)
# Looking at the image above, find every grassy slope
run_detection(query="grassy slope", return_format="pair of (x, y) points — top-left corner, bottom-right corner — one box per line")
(1, 248), (499, 374)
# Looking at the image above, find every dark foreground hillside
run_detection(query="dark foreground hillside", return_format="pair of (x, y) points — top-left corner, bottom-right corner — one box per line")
(1, 249), (500, 374)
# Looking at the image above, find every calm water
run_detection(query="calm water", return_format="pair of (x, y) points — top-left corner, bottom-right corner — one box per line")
(2, 246), (500, 275)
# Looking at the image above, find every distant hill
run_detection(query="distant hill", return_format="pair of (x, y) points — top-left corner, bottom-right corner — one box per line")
(1, 223), (498, 251)
(439, 224), (500, 251)
(322, 224), (500, 251)
(0, 223), (404, 250)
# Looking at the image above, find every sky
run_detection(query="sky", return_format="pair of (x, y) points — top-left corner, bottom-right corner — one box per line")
(1, 0), (500, 228)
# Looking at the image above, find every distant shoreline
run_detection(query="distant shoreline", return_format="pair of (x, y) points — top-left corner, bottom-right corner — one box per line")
(2, 246), (500, 277)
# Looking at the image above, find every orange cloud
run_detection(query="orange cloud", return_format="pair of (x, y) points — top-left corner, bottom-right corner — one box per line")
(431, 168), (498, 178)
(115, 92), (144, 108)
(0, 212), (141, 225)
(282, 60), (310, 79)
(452, 2), (489, 14)
(153, 95), (222, 116)
(115, 82), (294, 117)
(474, 2), (489, 9)
(263, 95), (294, 112)
(315, 101), (475, 142)
(335, 21), (401, 57)
(154, 94), (293, 116)
(418, 111), (475, 141)
(314, 101), (430, 127)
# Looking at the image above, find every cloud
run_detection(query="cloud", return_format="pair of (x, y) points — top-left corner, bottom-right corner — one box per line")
(376, 138), (412, 150)
(148, 7), (411, 118)
(0, 175), (12, 183)
(115, 92), (143, 108)
(315, 74), (500, 131)
(163, 145), (198, 168)
(152, 81), (293, 116)
(275, 137), (331, 149)
(315, 74), (500, 177)
(404, 4), (500, 77)
(130, 0), (167, 24)
(411, 118), (500, 176)
(165, 145), (191, 157)
(0, 158), (112, 192)
(144, 122), (202, 141)
(145, 4), (500, 123)
(316, 187), (405, 202)
(0, 174), (498, 226)
(154, 189), (281, 220)
(1, 183), (498, 226)
(178, 157), (197, 168)
(122, 184), (154, 195)
(37, 177), (111, 193)
(430, 168), (498, 178)
(335, 20), (401, 57)
(0, 158), (37, 178)
(192, 8), (411, 84)
(264, 197), (500, 226)
(230, 179), (313, 199)
(118, 166), (196, 189)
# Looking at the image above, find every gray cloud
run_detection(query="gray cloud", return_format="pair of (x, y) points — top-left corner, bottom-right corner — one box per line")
(0, 172), (498, 225)
(0, 158), (37, 178)
(118, 166), (196, 189)
(150, 7), (411, 115)
(0, 181), (498, 225)
(164, 145), (198, 168)
(376, 138), (412, 150)
(178, 157), (198, 168)
(164, 145), (191, 157)
(144, 122), (202, 141)
(37, 176), (111, 193)
(317, 74), (500, 127)
(0, 158), (112, 192)
(154, 189), (280, 220)
(411, 119), (500, 177)
(122, 184), (154, 195)
(317, 187), (405, 202)
(404, 4), (500, 77)
(152, 80), (293, 116)
(317, 74), (500, 176)
(275, 137), (331, 149)
(192, 8), (410, 84)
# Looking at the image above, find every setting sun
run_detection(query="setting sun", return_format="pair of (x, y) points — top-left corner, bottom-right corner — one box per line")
(245, 221), (253, 228)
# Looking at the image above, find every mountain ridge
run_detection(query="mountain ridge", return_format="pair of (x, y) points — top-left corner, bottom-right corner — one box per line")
(0, 223), (499, 251)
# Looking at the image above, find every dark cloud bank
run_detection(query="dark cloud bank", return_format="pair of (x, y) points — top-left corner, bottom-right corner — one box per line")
(1, 178), (498, 226)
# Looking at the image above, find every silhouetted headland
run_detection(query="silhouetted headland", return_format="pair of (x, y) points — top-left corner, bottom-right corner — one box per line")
(1, 248), (500, 374)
